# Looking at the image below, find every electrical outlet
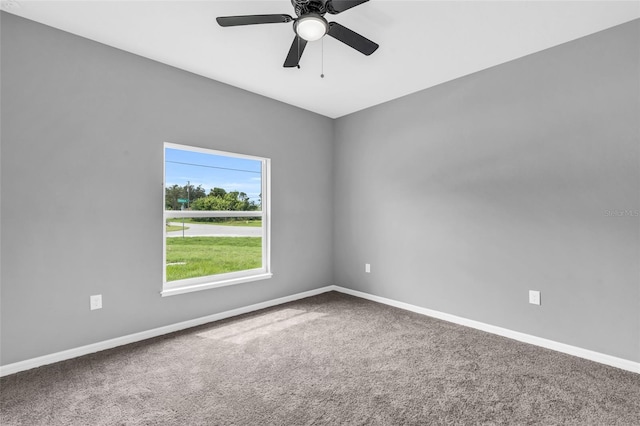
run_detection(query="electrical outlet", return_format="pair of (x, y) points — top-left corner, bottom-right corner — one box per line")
(529, 290), (541, 306)
(90, 294), (102, 310)
(365, 263), (371, 273)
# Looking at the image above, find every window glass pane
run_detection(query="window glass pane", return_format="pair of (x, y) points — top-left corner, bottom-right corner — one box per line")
(165, 220), (263, 282)
(165, 148), (262, 212)
(164, 145), (266, 285)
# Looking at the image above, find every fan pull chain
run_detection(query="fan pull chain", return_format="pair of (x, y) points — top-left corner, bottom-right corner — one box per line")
(320, 37), (325, 78)
(297, 36), (301, 69)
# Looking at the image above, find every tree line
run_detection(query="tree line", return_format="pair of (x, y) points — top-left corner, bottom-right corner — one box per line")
(165, 183), (260, 222)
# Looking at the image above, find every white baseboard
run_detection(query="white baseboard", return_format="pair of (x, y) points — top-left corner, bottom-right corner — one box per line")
(0, 286), (334, 377)
(330, 285), (640, 374)
(2, 284), (638, 377)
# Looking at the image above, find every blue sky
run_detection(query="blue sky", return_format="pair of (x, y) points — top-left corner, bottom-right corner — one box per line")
(165, 148), (262, 202)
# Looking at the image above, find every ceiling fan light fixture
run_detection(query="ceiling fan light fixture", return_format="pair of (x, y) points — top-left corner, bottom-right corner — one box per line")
(295, 14), (328, 41)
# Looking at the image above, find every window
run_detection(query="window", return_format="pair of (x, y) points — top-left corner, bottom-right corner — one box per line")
(162, 143), (271, 296)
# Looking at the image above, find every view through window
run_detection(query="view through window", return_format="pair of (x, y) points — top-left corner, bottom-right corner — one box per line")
(163, 143), (271, 296)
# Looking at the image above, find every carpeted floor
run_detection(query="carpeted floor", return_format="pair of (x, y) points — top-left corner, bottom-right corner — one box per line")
(1, 291), (639, 425)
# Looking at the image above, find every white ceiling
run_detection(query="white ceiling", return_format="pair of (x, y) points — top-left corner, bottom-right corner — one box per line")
(2, 1), (639, 118)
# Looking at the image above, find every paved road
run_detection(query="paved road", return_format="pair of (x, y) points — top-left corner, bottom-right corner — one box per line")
(167, 221), (261, 237)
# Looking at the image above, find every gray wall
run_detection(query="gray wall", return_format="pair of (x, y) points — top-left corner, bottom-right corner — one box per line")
(1, 13), (334, 365)
(333, 20), (640, 362)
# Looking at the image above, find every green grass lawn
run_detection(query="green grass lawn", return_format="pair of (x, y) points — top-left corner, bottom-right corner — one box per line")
(166, 224), (189, 232)
(166, 236), (262, 282)
(170, 218), (262, 227)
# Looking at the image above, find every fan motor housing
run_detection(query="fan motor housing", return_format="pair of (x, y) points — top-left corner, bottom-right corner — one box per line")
(291, 0), (329, 17)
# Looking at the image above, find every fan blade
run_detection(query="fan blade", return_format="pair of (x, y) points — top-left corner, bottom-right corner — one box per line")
(327, 22), (378, 55)
(327, 0), (369, 14)
(283, 36), (308, 68)
(216, 14), (293, 27)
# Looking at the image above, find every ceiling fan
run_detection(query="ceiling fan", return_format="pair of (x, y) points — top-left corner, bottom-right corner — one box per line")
(216, 0), (379, 68)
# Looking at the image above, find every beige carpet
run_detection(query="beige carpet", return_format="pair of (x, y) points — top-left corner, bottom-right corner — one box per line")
(1, 291), (639, 425)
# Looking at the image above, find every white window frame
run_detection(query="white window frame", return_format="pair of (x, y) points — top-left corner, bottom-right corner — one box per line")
(162, 142), (271, 297)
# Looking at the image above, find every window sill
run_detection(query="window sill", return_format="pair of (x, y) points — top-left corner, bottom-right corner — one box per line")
(161, 272), (273, 297)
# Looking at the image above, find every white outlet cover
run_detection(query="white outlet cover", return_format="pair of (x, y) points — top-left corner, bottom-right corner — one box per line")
(529, 290), (541, 305)
(90, 294), (102, 310)
(365, 264), (371, 273)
